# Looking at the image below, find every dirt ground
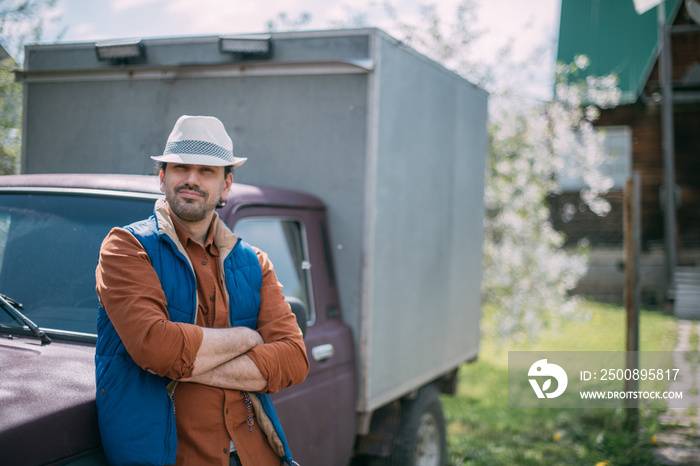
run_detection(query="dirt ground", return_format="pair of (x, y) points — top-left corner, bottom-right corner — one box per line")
(653, 320), (700, 465)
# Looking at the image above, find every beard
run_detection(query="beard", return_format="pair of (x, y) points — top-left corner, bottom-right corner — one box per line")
(166, 184), (220, 223)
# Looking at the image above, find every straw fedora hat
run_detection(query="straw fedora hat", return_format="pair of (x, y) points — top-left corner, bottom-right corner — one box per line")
(151, 115), (247, 167)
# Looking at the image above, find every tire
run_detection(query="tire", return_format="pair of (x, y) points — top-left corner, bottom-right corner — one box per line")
(390, 384), (447, 466)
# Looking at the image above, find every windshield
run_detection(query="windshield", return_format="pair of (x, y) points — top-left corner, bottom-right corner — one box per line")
(0, 192), (155, 336)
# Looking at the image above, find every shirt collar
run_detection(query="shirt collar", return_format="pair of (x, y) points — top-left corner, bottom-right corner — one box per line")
(170, 213), (220, 257)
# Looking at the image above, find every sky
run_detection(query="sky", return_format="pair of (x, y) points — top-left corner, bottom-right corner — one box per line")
(37, 0), (562, 99)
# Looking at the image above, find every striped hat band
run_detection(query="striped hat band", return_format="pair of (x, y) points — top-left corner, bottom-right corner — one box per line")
(164, 140), (234, 163)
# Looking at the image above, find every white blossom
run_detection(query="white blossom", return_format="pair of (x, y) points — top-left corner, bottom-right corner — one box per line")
(574, 54), (590, 70)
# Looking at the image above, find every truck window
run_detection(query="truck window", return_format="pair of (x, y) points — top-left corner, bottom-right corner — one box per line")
(234, 217), (314, 324)
(0, 193), (155, 336)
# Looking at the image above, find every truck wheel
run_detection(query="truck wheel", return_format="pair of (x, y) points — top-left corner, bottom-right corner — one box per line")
(391, 384), (447, 466)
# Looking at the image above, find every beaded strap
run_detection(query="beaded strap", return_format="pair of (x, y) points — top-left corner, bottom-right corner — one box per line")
(242, 391), (254, 432)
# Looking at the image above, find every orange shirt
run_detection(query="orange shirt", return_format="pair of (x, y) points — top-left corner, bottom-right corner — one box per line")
(95, 211), (308, 466)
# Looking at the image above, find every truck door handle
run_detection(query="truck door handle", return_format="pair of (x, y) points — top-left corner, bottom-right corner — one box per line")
(311, 344), (334, 362)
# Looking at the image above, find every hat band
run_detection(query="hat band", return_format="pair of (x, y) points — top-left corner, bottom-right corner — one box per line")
(164, 140), (234, 163)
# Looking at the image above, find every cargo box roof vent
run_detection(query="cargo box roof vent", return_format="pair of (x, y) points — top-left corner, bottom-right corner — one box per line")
(95, 39), (145, 63)
(219, 34), (272, 58)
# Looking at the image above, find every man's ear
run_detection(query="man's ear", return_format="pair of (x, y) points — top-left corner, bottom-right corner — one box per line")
(221, 171), (233, 198)
(158, 169), (165, 194)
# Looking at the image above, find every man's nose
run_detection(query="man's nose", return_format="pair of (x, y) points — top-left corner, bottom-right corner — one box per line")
(183, 168), (200, 186)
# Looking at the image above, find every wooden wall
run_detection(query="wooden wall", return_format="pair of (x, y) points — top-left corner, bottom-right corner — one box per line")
(596, 104), (665, 248)
(554, 9), (700, 255)
(567, 101), (700, 252)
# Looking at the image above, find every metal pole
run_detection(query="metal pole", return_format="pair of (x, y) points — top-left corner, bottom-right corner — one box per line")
(624, 174), (641, 428)
(658, 2), (678, 284)
(625, 173), (641, 357)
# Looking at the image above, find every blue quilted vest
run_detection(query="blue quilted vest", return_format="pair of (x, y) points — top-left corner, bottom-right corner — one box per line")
(95, 206), (295, 465)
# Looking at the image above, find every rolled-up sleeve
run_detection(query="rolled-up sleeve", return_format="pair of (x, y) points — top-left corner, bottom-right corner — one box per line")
(246, 248), (309, 393)
(95, 227), (203, 379)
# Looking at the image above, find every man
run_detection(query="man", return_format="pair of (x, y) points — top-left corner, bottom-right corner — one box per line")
(95, 115), (309, 466)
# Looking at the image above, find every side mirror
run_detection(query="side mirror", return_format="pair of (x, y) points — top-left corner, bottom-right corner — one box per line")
(285, 296), (308, 338)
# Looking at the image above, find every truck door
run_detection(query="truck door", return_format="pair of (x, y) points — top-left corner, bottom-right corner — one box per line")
(230, 207), (356, 465)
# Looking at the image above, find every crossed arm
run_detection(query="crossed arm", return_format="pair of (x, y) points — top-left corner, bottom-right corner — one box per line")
(179, 326), (268, 392)
(179, 247), (308, 392)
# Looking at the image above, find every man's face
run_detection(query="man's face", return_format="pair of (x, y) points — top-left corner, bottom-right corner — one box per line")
(159, 164), (233, 223)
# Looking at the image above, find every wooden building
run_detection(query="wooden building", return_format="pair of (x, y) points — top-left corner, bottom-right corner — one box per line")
(556, 0), (700, 305)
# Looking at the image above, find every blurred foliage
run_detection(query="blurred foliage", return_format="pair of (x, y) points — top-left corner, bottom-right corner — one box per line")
(0, 0), (59, 175)
(483, 56), (620, 340)
(0, 57), (20, 174)
(0, 0), (58, 58)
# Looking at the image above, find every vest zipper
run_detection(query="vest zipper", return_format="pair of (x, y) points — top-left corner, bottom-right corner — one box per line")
(166, 379), (179, 415)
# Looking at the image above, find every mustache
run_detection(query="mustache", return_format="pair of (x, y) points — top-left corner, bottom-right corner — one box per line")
(175, 184), (207, 197)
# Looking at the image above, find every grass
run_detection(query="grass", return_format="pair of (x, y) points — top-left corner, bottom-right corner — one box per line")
(443, 300), (679, 466)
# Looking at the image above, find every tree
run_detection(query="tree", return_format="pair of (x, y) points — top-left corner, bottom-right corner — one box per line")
(0, 0), (58, 174)
(268, 1), (621, 340)
(0, 57), (21, 174)
(483, 62), (620, 339)
(0, 0), (58, 58)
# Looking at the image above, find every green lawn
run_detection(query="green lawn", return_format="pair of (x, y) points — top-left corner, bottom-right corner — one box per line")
(443, 301), (679, 466)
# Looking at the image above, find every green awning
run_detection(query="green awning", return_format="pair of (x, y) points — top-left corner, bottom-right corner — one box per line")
(557, 0), (682, 103)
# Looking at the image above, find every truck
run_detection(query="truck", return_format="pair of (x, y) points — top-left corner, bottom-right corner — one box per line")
(3, 28), (487, 465)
